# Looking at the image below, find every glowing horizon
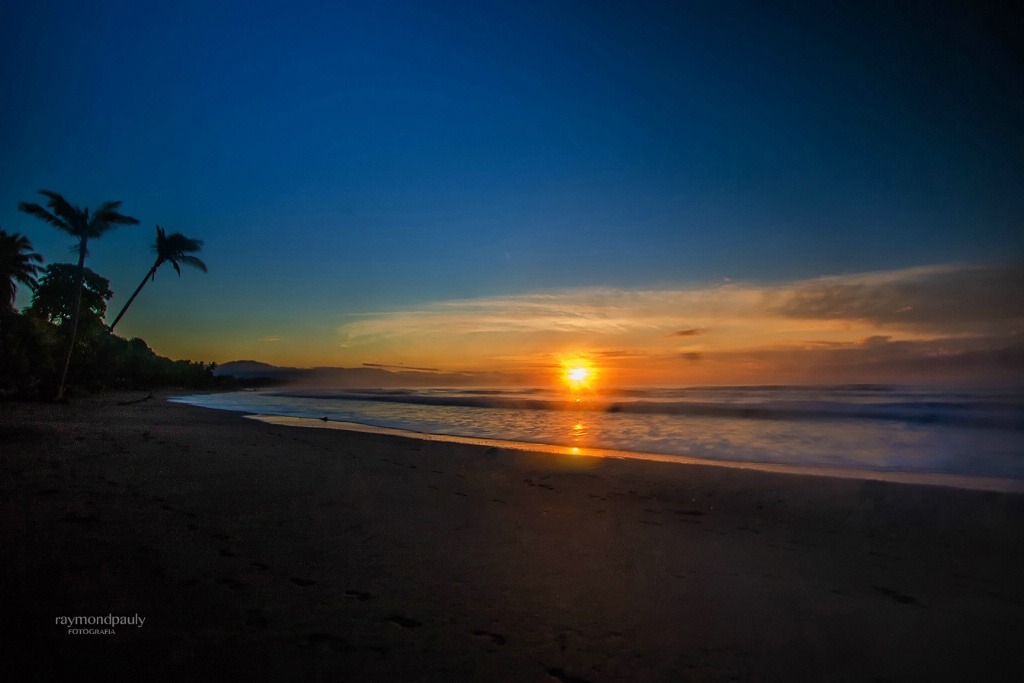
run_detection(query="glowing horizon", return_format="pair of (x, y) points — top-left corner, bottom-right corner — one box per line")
(141, 262), (1024, 387)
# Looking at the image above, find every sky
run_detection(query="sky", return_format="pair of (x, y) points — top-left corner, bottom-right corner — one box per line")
(2, 0), (1022, 386)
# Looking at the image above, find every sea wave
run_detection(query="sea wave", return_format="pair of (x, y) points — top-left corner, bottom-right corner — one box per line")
(269, 387), (1024, 431)
(172, 385), (1024, 480)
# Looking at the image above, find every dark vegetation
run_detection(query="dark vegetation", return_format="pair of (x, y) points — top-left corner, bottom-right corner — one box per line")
(1, 190), (234, 399)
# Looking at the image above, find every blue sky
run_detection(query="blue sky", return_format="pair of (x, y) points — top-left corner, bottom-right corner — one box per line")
(2, 0), (1021, 382)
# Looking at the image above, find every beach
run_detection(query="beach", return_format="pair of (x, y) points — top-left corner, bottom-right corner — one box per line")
(3, 393), (1023, 681)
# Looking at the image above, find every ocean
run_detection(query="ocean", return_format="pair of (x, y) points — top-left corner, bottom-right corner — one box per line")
(171, 384), (1024, 484)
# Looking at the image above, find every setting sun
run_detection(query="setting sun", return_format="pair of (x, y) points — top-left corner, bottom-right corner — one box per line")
(561, 358), (597, 393)
(567, 367), (589, 383)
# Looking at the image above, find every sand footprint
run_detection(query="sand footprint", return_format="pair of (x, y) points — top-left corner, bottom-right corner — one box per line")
(471, 629), (506, 646)
(344, 589), (373, 601)
(547, 667), (592, 683)
(387, 615), (422, 628)
(873, 585), (926, 607)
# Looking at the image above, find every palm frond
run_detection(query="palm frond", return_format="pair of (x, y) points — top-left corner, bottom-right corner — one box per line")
(93, 200), (138, 224)
(17, 202), (73, 233)
(152, 226), (168, 256)
(38, 190), (82, 225)
(0, 230), (44, 306)
(164, 233), (204, 254)
(94, 199), (122, 212)
(1, 232), (45, 267)
(179, 255), (208, 273)
(89, 200), (139, 237)
(153, 228), (207, 274)
(21, 242), (45, 266)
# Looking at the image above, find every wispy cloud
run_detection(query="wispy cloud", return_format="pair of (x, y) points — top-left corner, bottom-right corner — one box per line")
(708, 333), (1024, 384)
(363, 362), (441, 372)
(334, 263), (1024, 383)
(665, 328), (707, 338)
(771, 263), (1024, 332)
(340, 286), (760, 339)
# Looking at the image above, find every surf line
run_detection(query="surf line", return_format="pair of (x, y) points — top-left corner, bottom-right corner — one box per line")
(244, 414), (1024, 494)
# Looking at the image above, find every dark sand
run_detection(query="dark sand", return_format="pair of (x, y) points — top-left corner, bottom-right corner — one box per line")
(2, 393), (1023, 681)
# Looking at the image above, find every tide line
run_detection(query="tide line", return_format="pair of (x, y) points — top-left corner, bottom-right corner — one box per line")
(245, 414), (1024, 494)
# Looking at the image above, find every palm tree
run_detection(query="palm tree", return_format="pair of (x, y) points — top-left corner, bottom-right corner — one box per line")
(109, 226), (207, 331)
(0, 229), (43, 311)
(0, 229), (44, 374)
(18, 190), (139, 399)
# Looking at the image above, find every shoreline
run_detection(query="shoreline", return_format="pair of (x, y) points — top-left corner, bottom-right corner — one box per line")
(3, 393), (1023, 680)
(172, 385), (1024, 491)
(246, 413), (1024, 493)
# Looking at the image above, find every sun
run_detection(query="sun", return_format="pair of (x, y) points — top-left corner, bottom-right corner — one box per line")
(561, 359), (597, 393)
(567, 367), (590, 384)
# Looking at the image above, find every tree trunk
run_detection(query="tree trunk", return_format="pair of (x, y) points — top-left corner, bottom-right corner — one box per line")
(55, 240), (88, 401)
(109, 262), (159, 332)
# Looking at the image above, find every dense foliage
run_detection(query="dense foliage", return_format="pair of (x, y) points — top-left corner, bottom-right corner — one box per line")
(26, 264), (113, 330)
(2, 190), (215, 399)
(0, 229), (42, 310)
(1, 264), (222, 396)
(0, 254), (221, 398)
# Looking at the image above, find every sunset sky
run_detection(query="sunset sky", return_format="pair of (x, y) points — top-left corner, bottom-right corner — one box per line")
(2, 0), (1022, 386)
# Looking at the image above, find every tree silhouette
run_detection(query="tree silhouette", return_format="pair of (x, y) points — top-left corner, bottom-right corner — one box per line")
(18, 190), (138, 399)
(0, 229), (43, 312)
(0, 229), (44, 373)
(109, 226), (207, 331)
(26, 264), (113, 330)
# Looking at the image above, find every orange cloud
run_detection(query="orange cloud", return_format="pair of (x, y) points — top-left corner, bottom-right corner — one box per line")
(329, 263), (1023, 385)
(665, 327), (707, 337)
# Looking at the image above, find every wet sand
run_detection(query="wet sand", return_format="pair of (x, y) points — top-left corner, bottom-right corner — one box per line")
(2, 393), (1022, 681)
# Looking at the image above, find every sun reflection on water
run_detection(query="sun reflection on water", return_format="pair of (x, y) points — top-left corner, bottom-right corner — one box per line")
(570, 420), (587, 450)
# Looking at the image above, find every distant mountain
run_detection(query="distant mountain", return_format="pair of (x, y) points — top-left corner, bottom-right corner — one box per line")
(214, 361), (523, 387)
(214, 360), (304, 382)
